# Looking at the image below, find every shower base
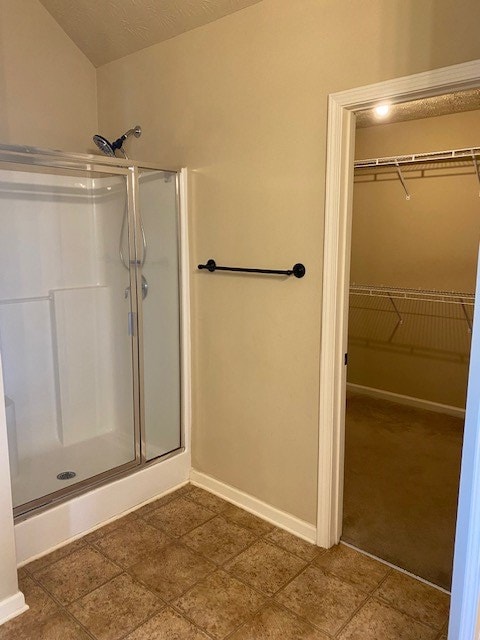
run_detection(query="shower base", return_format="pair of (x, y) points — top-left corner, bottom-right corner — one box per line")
(11, 430), (167, 510)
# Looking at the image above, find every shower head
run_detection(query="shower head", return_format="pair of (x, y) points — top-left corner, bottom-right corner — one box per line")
(93, 134), (116, 157)
(93, 125), (142, 158)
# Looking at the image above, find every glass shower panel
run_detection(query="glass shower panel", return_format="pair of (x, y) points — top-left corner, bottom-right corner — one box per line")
(138, 170), (181, 460)
(0, 166), (138, 511)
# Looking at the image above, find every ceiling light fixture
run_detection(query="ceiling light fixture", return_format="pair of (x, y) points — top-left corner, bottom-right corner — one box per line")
(374, 104), (390, 118)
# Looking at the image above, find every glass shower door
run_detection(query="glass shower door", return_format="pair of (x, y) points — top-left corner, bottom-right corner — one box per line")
(137, 169), (182, 460)
(0, 163), (140, 514)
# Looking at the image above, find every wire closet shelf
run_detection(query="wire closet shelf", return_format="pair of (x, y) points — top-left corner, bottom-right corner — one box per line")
(350, 284), (474, 306)
(350, 284), (475, 331)
(354, 146), (480, 169)
(354, 146), (480, 200)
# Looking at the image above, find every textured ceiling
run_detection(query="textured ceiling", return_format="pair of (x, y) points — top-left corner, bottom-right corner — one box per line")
(356, 89), (480, 128)
(39, 0), (263, 67)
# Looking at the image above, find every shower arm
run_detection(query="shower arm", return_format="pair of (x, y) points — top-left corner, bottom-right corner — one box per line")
(112, 126), (142, 153)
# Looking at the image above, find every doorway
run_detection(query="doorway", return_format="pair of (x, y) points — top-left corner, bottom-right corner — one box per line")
(342, 94), (480, 590)
(317, 59), (480, 639)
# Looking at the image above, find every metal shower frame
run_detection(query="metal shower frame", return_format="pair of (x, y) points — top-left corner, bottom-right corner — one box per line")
(0, 143), (185, 520)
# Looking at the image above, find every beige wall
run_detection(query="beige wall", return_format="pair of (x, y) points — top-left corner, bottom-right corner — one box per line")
(96, 0), (480, 524)
(349, 111), (480, 408)
(0, 0), (97, 152)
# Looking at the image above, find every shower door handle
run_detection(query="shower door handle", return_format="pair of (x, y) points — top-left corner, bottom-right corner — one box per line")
(141, 275), (148, 299)
(128, 312), (136, 336)
(124, 275), (148, 300)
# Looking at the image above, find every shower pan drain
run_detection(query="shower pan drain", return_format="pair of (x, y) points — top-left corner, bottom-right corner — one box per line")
(57, 471), (76, 480)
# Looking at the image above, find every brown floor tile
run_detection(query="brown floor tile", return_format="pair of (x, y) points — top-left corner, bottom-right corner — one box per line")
(133, 493), (180, 518)
(18, 574), (59, 614)
(229, 603), (330, 639)
(337, 598), (438, 640)
(145, 497), (215, 537)
(0, 576), (60, 639)
(25, 539), (86, 573)
(33, 546), (121, 605)
(0, 610), (91, 640)
(125, 608), (210, 639)
(225, 540), (307, 596)
(222, 504), (274, 536)
(68, 573), (162, 640)
(17, 567), (29, 580)
(172, 483), (193, 497)
(181, 515), (257, 565)
(265, 528), (322, 561)
(83, 512), (138, 543)
(374, 570), (450, 630)
(275, 565), (367, 636)
(313, 544), (390, 593)
(173, 570), (266, 639)
(186, 486), (229, 513)
(129, 542), (215, 601)
(92, 518), (171, 568)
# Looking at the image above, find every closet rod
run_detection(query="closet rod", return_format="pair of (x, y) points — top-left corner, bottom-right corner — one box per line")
(354, 146), (480, 170)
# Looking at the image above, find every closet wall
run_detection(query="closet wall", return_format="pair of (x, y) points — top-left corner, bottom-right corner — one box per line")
(349, 109), (480, 408)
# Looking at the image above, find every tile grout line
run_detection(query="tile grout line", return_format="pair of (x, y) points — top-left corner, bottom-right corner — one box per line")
(333, 592), (376, 639)
(30, 541), (125, 592)
(269, 551), (373, 638)
(140, 496), (219, 537)
(215, 549), (328, 637)
(340, 540), (451, 595)
(25, 569), (98, 640)
(371, 593), (449, 635)
(68, 569), (168, 640)
(330, 567), (396, 639)
(123, 542), (218, 608)
(168, 594), (226, 640)
(311, 555), (448, 636)
(179, 529), (258, 568)
(22, 539), (89, 575)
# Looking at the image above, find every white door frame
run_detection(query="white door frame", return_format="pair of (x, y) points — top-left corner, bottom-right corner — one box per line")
(317, 59), (480, 639)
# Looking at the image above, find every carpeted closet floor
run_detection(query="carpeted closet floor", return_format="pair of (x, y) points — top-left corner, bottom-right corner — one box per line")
(342, 392), (464, 590)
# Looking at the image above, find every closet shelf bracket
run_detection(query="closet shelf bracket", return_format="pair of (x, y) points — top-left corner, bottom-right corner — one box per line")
(460, 299), (473, 333)
(395, 160), (411, 200)
(471, 151), (480, 197)
(388, 293), (403, 324)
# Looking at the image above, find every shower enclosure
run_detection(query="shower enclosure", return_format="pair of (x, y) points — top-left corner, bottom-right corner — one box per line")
(0, 144), (184, 519)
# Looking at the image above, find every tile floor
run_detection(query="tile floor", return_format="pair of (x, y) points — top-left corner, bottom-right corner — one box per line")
(1, 484), (450, 640)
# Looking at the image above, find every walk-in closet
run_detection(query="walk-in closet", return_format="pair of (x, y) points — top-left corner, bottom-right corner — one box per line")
(342, 91), (480, 590)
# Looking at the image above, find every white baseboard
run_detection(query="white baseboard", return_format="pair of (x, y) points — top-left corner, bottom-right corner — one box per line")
(190, 470), (317, 544)
(0, 591), (28, 625)
(347, 383), (465, 419)
(15, 450), (190, 565)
